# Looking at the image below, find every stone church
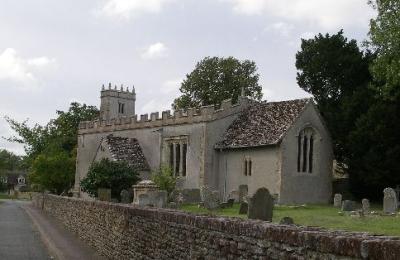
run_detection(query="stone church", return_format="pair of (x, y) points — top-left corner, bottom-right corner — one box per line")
(74, 84), (333, 204)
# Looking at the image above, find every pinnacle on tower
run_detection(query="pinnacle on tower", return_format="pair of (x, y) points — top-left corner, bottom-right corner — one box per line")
(102, 84), (105, 90)
(108, 83), (112, 89)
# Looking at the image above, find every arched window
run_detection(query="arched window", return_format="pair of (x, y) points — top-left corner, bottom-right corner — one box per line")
(297, 128), (315, 173)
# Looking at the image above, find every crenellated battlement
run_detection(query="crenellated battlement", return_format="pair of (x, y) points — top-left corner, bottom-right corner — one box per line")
(79, 97), (250, 134)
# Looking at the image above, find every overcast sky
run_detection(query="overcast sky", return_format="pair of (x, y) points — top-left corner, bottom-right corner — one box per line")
(0, 0), (375, 155)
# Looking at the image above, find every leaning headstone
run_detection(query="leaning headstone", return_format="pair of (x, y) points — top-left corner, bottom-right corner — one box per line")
(120, 189), (132, 204)
(383, 187), (398, 214)
(341, 200), (355, 211)
(279, 217), (294, 225)
(97, 188), (111, 202)
(238, 185), (248, 202)
(362, 198), (370, 214)
(238, 202), (248, 214)
(247, 188), (274, 221)
(333, 193), (342, 207)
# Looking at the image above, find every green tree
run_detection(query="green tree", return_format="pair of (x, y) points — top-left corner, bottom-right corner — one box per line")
(151, 165), (176, 195)
(295, 30), (375, 168)
(173, 56), (262, 110)
(346, 0), (400, 199)
(368, 0), (400, 100)
(30, 152), (75, 194)
(80, 158), (140, 200)
(5, 102), (99, 193)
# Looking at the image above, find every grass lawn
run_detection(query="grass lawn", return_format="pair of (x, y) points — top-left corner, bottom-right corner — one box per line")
(181, 203), (400, 236)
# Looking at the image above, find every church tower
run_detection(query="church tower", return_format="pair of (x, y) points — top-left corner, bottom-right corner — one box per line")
(100, 83), (136, 121)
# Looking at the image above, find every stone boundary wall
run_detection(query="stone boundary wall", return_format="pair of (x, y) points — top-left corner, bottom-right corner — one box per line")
(33, 194), (400, 259)
(78, 97), (250, 134)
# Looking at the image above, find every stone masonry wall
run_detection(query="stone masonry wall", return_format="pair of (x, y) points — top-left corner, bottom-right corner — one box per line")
(33, 194), (400, 260)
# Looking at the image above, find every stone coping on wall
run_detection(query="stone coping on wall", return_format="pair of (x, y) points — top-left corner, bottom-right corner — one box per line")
(34, 194), (400, 259)
(78, 97), (250, 134)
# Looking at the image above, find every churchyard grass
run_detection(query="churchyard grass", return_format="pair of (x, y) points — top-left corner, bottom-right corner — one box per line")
(181, 203), (400, 236)
(0, 193), (12, 200)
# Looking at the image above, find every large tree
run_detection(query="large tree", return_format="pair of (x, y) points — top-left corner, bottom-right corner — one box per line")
(368, 0), (400, 100)
(346, 0), (400, 199)
(295, 31), (374, 168)
(5, 102), (99, 194)
(173, 56), (262, 110)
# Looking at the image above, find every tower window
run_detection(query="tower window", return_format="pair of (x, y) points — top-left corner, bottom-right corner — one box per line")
(118, 103), (125, 114)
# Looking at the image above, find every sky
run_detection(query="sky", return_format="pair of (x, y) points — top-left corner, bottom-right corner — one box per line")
(0, 0), (376, 155)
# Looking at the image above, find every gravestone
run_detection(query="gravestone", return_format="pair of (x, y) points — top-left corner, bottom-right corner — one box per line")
(200, 186), (220, 210)
(247, 188), (274, 221)
(179, 189), (201, 203)
(341, 200), (355, 211)
(383, 187), (398, 214)
(238, 185), (248, 202)
(228, 190), (239, 202)
(279, 217), (294, 225)
(239, 201), (248, 214)
(98, 188), (111, 202)
(138, 194), (151, 206)
(362, 198), (370, 213)
(148, 190), (168, 208)
(333, 193), (342, 207)
(120, 189), (132, 204)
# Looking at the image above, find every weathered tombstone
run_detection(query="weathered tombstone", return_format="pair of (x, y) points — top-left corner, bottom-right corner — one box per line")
(120, 189), (132, 204)
(279, 217), (294, 225)
(148, 190), (168, 208)
(238, 202), (248, 215)
(333, 193), (342, 207)
(395, 185), (400, 202)
(341, 200), (355, 211)
(238, 185), (248, 202)
(138, 194), (151, 206)
(247, 188), (274, 221)
(132, 180), (159, 205)
(362, 198), (370, 213)
(383, 188), (398, 214)
(228, 190), (239, 202)
(201, 186), (220, 210)
(181, 189), (201, 203)
(97, 188), (111, 202)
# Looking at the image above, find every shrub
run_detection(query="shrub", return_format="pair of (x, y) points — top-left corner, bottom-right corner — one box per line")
(80, 158), (140, 200)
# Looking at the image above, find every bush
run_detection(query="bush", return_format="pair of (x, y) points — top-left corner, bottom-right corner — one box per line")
(151, 166), (176, 195)
(80, 158), (140, 200)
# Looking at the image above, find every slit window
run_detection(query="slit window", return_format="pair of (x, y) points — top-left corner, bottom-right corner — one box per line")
(118, 103), (125, 114)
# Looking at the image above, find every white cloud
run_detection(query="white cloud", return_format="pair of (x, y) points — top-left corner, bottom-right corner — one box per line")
(98, 0), (174, 20)
(141, 42), (168, 60)
(300, 31), (316, 40)
(224, 0), (375, 30)
(264, 22), (294, 37)
(0, 48), (55, 87)
(161, 78), (182, 94)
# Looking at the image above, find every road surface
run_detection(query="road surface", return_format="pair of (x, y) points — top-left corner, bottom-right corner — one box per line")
(0, 199), (51, 260)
